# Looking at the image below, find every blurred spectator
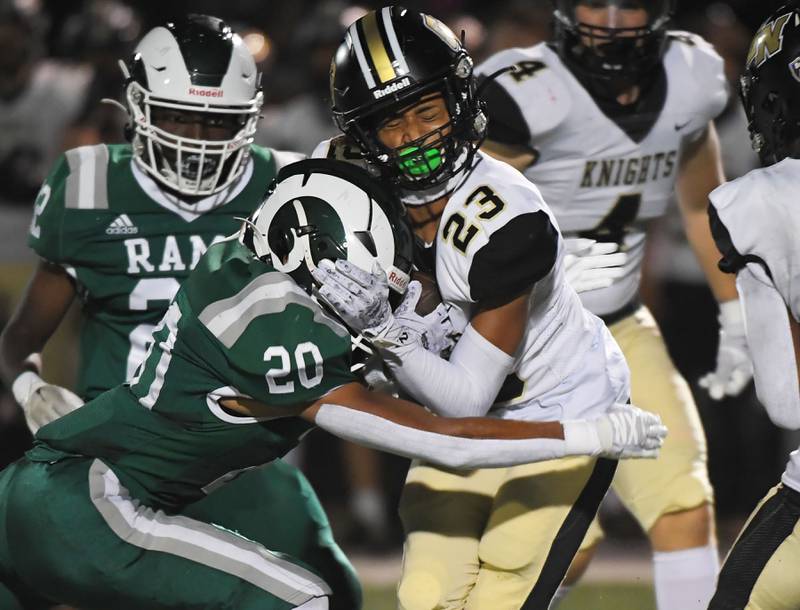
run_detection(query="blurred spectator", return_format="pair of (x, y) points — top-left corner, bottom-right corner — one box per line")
(0, 0), (90, 210)
(480, 0), (552, 60)
(255, 2), (366, 154)
(0, 0), (90, 468)
(57, 0), (143, 147)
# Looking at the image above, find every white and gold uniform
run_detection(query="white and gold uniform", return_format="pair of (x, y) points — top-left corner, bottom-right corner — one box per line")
(315, 138), (631, 610)
(708, 160), (800, 610)
(476, 31), (727, 544)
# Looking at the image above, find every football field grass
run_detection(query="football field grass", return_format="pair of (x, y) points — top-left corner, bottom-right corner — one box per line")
(362, 582), (656, 609)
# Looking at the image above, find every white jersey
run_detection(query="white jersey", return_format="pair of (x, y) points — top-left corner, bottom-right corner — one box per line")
(313, 137), (630, 422)
(476, 33), (728, 315)
(709, 158), (800, 492)
(432, 152), (629, 422)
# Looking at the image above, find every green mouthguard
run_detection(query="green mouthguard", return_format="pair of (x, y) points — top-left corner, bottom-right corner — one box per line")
(397, 146), (443, 176)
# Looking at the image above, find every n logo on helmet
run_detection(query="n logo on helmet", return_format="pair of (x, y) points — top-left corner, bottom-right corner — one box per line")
(422, 15), (460, 53)
(747, 13), (793, 68)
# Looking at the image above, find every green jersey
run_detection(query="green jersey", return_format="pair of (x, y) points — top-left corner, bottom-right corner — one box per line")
(30, 239), (356, 511)
(28, 143), (296, 399)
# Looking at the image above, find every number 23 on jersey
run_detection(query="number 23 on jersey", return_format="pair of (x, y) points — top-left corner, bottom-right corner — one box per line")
(442, 185), (506, 254)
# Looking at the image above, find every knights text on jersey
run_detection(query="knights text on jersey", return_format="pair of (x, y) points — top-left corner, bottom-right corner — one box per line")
(476, 32), (728, 315)
(31, 238), (354, 511)
(27, 143), (296, 399)
(435, 152), (629, 422)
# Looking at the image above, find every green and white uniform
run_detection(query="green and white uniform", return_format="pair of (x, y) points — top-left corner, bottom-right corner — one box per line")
(29, 143), (290, 399)
(0, 239), (355, 609)
(19, 144), (360, 608)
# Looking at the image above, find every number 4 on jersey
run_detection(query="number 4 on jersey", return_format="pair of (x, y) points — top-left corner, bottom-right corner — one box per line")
(580, 194), (642, 244)
(509, 60), (546, 83)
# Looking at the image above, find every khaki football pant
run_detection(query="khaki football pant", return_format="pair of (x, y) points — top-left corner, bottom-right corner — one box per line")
(710, 483), (800, 610)
(397, 456), (615, 610)
(581, 306), (713, 549)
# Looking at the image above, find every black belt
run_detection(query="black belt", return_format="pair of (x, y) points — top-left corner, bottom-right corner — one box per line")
(599, 298), (641, 327)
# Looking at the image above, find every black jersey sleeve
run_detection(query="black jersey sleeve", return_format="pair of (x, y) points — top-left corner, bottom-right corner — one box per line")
(469, 210), (558, 308)
(478, 77), (532, 147)
(708, 201), (773, 280)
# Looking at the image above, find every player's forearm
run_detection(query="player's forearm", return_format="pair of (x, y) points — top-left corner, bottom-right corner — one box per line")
(0, 322), (42, 385)
(736, 266), (800, 429)
(380, 325), (514, 417)
(682, 207), (739, 303)
(678, 123), (735, 302)
(312, 402), (606, 469)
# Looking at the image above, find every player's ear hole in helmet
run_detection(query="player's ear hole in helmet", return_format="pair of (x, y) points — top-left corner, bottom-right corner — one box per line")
(330, 6), (487, 191)
(740, 3), (800, 166)
(241, 158), (414, 310)
(552, 0), (675, 98)
(121, 14), (263, 198)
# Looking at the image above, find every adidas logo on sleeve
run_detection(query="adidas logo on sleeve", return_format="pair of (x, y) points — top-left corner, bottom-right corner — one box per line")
(106, 214), (139, 235)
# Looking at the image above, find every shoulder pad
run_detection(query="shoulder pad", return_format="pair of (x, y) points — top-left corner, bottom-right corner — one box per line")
(665, 30), (728, 122)
(28, 145), (111, 262)
(477, 44), (571, 139)
(469, 208), (558, 306)
(708, 168), (781, 277)
(311, 135), (368, 166)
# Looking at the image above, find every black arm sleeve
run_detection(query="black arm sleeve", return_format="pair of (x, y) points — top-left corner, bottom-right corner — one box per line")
(478, 77), (532, 147)
(469, 211), (558, 308)
(708, 201), (773, 280)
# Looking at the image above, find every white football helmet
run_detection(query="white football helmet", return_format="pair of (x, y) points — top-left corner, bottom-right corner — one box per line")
(243, 158), (414, 298)
(124, 14), (263, 196)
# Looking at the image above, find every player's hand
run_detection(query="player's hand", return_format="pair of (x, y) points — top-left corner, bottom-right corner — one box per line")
(699, 299), (753, 400)
(314, 258), (392, 331)
(563, 237), (628, 293)
(12, 371), (84, 434)
(393, 280), (456, 357)
(314, 259), (413, 348)
(563, 403), (666, 459)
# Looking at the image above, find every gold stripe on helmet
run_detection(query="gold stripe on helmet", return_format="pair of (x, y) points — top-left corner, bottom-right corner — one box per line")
(362, 10), (396, 84)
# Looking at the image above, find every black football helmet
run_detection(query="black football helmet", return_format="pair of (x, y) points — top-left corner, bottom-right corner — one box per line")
(330, 6), (487, 192)
(740, 4), (800, 165)
(553, 0), (675, 97)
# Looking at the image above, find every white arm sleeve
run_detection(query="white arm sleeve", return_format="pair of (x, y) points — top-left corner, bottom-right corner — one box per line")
(314, 403), (605, 469)
(737, 264), (800, 430)
(380, 324), (515, 417)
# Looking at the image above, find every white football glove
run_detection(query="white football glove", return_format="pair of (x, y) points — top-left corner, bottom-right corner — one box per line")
(12, 371), (84, 434)
(392, 280), (456, 357)
(563, 237), (628, 293)
(699, 299), (754, 400)
(312, 259), (407, 347)
(565, 403), (667, 459)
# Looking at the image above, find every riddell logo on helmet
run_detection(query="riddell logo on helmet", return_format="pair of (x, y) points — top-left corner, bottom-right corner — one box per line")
(373, 78), (411, 99)
(188, 87), (224, 98)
